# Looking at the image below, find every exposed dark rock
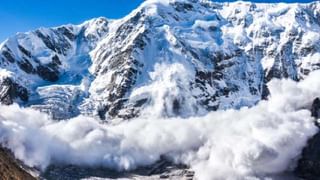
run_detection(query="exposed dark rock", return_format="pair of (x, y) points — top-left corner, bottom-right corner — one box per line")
(196, 71), (213, 85)
(57, 27), (76, 41)
(312, 98), (320, 120)
(107, 99), (127, 118)
(42, 157), (193, 180)
(266, 66), (283, 81)
(1, 48), (15, 63)
(0, 77), (28, 105)
(51, 55), (61, 65)
(35, 30), (57, 52)
(0, 147), (36, 180)
(261, 83), (270, 100)
(35, 30), (71, 56)
(300, 68), (311, 76)
(36, 65), (59, 82)
(172, 2), (194, 13)
(97, 106), (107, 120)
(17, 58), (35, 74)
(98, 49), (141, 119)
(294, 98), (320, 179)
(249, 86), (258, 95)
(18, 45), (32, 58)
(266, 42), (298, 82)
(172, 98), (181, 115)
(134, 98), (148, 108)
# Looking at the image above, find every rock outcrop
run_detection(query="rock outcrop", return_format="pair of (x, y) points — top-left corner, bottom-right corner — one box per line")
(0, 147), (36, 180)
(295, 98), (320, 179)
(0, 1), (320, 179)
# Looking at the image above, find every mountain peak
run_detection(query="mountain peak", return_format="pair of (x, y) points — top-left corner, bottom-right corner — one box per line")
(0, 0), (320, 120)
(1, 1), (320, 180)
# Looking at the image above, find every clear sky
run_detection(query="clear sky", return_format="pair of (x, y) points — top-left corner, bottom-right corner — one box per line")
(0, 0), (316, 42)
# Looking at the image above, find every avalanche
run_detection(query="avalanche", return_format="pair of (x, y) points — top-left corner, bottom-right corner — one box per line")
(1, 70), (320, 180)
(1, 0), (320, 179)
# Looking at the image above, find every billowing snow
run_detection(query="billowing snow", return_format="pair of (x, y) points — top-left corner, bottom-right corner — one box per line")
(0, 0), (320, 179)
(1, 70), (320, 179)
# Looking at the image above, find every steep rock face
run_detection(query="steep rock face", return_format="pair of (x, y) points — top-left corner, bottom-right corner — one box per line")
(0, 76), (28, 105)
(0, 0), (319, 120)
(295, 98), (320, 179)
(0, 1), (320, 179)
(0, 147), (36, 180)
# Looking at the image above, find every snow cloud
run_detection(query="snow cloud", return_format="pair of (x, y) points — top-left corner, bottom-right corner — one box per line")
(1, 70), (320, 179)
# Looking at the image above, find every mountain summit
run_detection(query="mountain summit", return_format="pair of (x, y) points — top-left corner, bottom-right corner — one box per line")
(1, 1), (320, 179)
(0, 0), (319, 120)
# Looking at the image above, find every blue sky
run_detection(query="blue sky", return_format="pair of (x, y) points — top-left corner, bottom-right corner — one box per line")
(0, 0), (316, 42)
(0, 0), (144, 42)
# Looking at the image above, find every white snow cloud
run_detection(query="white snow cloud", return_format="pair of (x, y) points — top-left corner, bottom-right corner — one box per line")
(1, 70), (320, 179)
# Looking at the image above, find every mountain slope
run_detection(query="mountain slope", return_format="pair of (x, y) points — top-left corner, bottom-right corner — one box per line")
(1, 1), (320, 179)
(0, 0), (319, 121)
(0, 147), (36, 180)
(0, 17), (109, 119)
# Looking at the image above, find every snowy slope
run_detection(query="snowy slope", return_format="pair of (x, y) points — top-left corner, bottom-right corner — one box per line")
(86, 0), (320, 119)
(0, 17), (109, 119)
(0, 0), (320, 120)
(1, 0), (320, 179)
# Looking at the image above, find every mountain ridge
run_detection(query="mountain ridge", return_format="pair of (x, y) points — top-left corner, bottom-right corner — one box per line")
(0, 0), (319, 120)
(1, 1), (320, 179)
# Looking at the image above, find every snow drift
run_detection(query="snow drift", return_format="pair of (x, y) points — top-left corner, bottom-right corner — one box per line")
(1, 69), (320, 179)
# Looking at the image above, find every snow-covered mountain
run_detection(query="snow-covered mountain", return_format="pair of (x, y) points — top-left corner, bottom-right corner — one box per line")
(2, 0), (320, 179)
(0, 17), (109, 119)
(0, 0), (320, 121)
